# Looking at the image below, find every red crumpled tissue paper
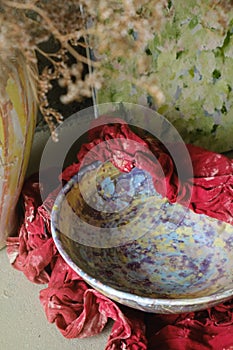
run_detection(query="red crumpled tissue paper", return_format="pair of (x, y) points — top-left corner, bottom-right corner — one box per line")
(6, 117), (233, 349)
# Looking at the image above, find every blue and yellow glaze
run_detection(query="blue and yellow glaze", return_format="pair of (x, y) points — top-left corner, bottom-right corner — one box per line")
(52, 160), (233, 313)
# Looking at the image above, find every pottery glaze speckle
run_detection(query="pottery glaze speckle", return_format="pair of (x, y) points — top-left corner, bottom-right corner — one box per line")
(51, 160), (233, 313)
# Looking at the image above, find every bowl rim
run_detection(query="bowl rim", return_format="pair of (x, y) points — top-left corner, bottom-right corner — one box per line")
(51, 171), (233, 312)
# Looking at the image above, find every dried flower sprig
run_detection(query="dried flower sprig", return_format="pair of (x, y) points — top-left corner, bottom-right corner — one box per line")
(0, 0), (169, 137)
(0, 0), (91, 138)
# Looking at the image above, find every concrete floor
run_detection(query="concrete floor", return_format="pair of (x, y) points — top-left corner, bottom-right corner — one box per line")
(0, 246), (112, 350)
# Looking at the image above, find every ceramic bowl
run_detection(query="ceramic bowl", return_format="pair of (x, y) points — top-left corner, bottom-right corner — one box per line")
(51, 160), (233, 314)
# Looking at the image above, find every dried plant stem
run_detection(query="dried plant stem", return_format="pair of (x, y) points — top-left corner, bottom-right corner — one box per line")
(35, 47), (58, 67)
(2, 0), (99, 67)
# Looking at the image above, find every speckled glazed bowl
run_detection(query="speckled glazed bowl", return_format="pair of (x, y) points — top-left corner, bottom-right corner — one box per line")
(51, 160), (233, 314)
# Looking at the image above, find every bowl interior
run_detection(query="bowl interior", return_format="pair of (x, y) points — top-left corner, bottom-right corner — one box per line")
(52, 160), (233, 312)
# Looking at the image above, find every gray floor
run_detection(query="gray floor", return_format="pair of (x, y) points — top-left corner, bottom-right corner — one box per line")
(0, 247), (112, 350)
